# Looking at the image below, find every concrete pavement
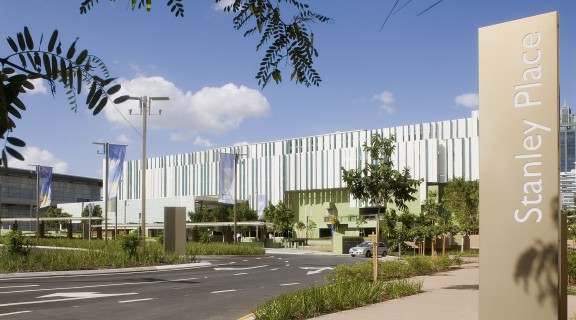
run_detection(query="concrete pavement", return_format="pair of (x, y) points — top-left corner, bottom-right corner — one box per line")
(307, 261), (576, 320)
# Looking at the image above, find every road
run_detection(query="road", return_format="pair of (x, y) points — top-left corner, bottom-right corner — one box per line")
(0, 252), (367, 320)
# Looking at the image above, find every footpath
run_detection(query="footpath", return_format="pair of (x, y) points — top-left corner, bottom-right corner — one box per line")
(308, 261), (576, 320)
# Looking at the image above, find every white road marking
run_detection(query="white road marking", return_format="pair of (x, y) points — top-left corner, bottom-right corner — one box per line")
(0, 292), (137, 307)
(234, 273), (248, 276)
(0, 277), (199, 295)
(0, 311), (31, 317)
(270, 268), (279, 271)
(0, 285), (38, 289)
(279, 283), (299, 286)
(299, 267), (333, 275)
(38, 292), (137, 299)
(118, 298), (155, 304)
(211, 289), (237, 294)
(214, 265), (268, 271)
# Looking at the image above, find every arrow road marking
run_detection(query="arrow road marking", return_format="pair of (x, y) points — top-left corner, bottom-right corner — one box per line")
(0, 292), (137, 308)
(299, 267), (333, 275)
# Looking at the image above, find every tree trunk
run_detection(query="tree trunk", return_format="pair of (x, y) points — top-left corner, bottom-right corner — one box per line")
(431, 237), (436, 257)
(442, 234), (446, 256)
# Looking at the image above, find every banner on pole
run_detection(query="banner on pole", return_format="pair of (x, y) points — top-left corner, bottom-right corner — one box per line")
(219, 153), (235, 204)
(108, 144), (127, 203)
(39, 166), (52, 208)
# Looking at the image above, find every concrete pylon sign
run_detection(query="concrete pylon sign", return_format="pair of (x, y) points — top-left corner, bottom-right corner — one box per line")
(479, 12), (565, 319)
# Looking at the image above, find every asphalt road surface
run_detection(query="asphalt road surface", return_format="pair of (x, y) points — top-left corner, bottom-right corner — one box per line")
(0, 253), (365, 320)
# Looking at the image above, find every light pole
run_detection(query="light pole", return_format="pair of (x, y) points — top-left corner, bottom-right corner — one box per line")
(128, 96), (169, 247)
(93, 142), (109, 243)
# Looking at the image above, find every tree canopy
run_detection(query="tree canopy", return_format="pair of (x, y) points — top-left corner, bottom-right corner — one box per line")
(342, 134), (422, 215)
(43, 207), (72, 230)
(442, 177), (479, 235)
(263, 200), (294, 235)
(79, 0), (331, 88)
(0, 27), (128, 167)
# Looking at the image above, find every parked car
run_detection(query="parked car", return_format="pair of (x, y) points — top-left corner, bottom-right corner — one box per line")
(349, 241), (387, 258)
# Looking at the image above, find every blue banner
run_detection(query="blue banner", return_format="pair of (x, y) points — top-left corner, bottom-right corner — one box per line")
(219, 153), (235, 204)
(108, 144), (127, 202)
(39, 166), (52, 208)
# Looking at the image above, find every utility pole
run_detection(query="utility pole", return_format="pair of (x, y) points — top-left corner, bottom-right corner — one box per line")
(128, 96), (169, 248)
(93, 142), (109, 243)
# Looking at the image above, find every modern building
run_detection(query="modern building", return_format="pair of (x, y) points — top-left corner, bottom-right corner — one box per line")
(59, 110), (480, 242)
(0, 167), (101, 232)
(560, 101), (576, 172)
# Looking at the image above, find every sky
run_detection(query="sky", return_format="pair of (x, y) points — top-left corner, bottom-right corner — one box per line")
(1, 0), (575, 179)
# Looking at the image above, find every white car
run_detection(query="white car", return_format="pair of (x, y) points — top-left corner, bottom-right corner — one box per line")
(349, 241), (388, 258)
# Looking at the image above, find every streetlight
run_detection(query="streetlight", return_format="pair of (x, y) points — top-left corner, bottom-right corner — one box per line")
(127, 95), (169, 247)
(93, 142), (109, 243)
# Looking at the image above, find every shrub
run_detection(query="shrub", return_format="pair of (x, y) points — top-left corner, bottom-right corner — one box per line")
(568, 249), (576, 285)
(253, 279), (422, 320)
(118, 232), (141, 258)
(2, 230), (31, 256)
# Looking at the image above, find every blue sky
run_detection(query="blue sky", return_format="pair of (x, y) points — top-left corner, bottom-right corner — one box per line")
(1, 0), (575, 179)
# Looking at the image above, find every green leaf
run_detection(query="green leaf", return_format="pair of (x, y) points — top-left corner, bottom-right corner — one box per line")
(88, 89), (103, 109)
(93, 97), (108, 115)
(7, 137), (25, 147)
(23, 27), (34, 50)
(113, 95), (130, 104)
(106, 84), (121, 96)
(43, 53), (51, 78)
(5, 146), (24, 161)
(22, 80), (34, 90)
(48, 30), (58, 52)
(6, 37), (18, 52)
(66, 40), (77, 60)
(75, 49), (88, 65)
(16, 32), (26, 51)
(51, 55), (59, 80)
(12, 97), (26, 110)
(86, 82), (97, 105)
(60, 58), (68, 84)
(7, 105), (22, 119)
(77, 67), (82, 94)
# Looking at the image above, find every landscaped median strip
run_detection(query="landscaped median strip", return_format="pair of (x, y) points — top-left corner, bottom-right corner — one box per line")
(244, 255), (464, 320)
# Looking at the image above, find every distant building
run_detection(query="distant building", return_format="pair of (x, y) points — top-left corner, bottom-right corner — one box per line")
(59, 111), (479, 241)
(0, 167), (101, 232)
(561, 101), (576, 172)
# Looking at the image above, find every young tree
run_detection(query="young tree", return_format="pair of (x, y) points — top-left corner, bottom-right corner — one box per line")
(341, 134), (421, 241)
(420, 190), (446, 257)
(82, 204), (103, 225)
(442, 178), (479, 251)
(43, 207), (72, 230)
(263, 200), (294, 238)
(0, 28), (128, 166)
(355, 215), (368, 237)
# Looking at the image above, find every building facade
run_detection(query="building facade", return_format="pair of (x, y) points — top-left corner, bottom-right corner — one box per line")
(0, 167), (101, 232)
(59, 111), (480, 238)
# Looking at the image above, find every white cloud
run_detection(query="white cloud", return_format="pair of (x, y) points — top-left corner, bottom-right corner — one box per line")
(214, 0), (235, 10)
(373, 91), (396, 114)
(9, 146), (69, 174)
(28, 78), (48, 95)
(233, 141), (250, 146)
(455, 93), (479, 109)
(116, 134), (133, 145)
(194, 136), (214, 147)
(105, 76), (270, 141)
